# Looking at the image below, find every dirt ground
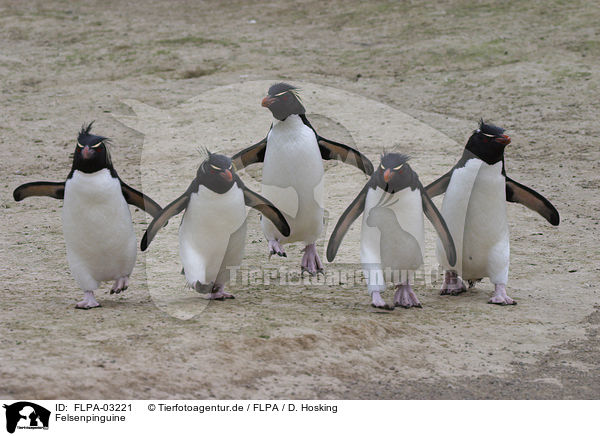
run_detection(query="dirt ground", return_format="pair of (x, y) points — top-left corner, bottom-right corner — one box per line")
(1, 0), (599, 399)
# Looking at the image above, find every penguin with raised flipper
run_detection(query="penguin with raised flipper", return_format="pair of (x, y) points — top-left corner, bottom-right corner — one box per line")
(13, 122), (163, 309)
(425, 120), (559, 305)
(327, 152), (456, 310)
(232, 83), (373, 276)
(141, 152), (290, 300)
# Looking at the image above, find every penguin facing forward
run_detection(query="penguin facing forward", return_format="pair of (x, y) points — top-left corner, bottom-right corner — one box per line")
(232, 83), (373, 276)
(425, 120), (559, 305)
(141, 152), (290, 300)
(327, 152), (456, 310)
(13, 122), (163, 309)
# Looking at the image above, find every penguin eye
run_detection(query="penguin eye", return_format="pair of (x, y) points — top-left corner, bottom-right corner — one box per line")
(77, 142), (84, 148)
(379, 164), (385, 170)
(228, 164), (233, 170)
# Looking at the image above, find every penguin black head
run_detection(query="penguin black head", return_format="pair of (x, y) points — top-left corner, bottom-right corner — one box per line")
(261, 82), (305, 121)
(72, 121), (112, 174)
(375, 152), (416, 193)
(197, 151), (235, 194)
(465, 119), (511, 164)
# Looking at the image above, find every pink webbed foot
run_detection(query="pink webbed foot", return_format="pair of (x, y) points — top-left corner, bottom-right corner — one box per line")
(440, 271), (467, 296)
(268, 239), (287, 258)
(488, 284), (516, 306)
(203, 283), (235, 301)
(301, 243), (324, 276)
(110, 276), (129, 294)
(393, 282), (422, 308)
(75, 291), (101, 310)
(371, 291), (394, 311)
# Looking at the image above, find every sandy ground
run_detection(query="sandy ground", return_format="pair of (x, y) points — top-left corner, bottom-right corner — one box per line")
(1, 0), (599, 399)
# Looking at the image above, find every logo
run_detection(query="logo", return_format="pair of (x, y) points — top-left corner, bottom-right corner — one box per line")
(3, 402), (50, 434)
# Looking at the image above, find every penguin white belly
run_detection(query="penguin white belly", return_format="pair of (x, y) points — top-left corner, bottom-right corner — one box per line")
(261, 115), (324, 244)
(438, 160), (509, 283)
(63, 169), (136, 291)
(179, 184), (246, 286)
(361, 187), (424, 287)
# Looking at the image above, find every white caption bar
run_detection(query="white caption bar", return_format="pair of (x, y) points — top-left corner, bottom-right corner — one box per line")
(0, 400), (594, 435)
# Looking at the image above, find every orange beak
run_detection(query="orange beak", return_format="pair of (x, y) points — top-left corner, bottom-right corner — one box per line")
(261, 96), (275, 107)
(383, 169), (392, 183)
(221, 169), (233, 182)
(496, 134), (511, 145)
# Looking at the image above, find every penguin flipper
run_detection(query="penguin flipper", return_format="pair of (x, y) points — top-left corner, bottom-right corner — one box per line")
(13, 182), (65, 201)
(326, 181), (371, 262)
(317, 136), (374, 175)
(424, 170), (453, 198)
(141, 192), (189, 251)
(231, 136), (267, 170)
(420, 183), (457, 267)
(119, 179), (163, 219)
(240, 183), (290, 237)
(298, 114), (373, 175)
(505, 177), (559, 226)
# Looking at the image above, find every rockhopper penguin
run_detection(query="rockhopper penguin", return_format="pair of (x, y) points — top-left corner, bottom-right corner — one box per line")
(13, 122), (163, 309)
(425, 120), (559, 305)
(232, 83), (374, 276)
(141, 152), (290, 300)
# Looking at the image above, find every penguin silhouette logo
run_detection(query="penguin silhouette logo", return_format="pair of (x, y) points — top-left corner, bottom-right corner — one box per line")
(365, 196), (424, 276)
(3, 402), (50, 433)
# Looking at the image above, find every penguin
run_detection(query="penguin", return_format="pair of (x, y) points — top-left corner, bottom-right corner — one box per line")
(425, 120), (560, 305)
(326, 152), (456, 310)
(232, 83), (373, 275)
(140, 152), (290, 300)
(13, 122), (163, 309)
